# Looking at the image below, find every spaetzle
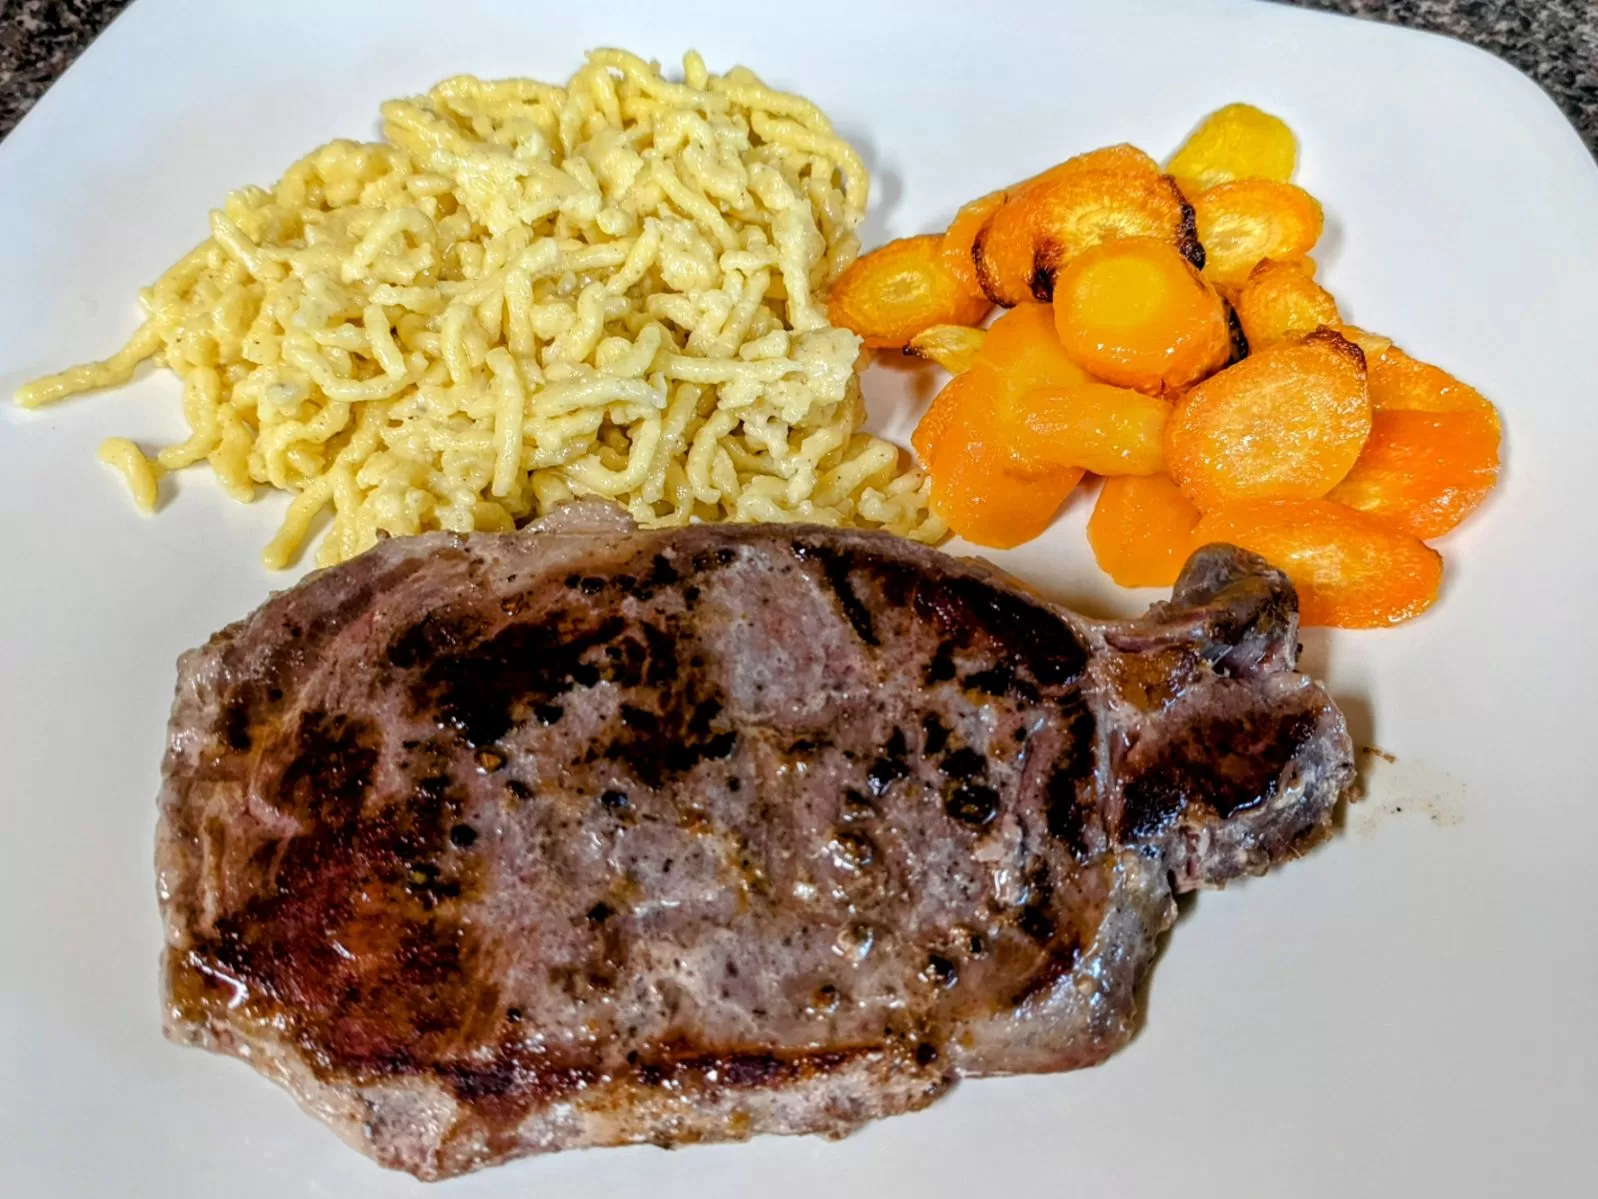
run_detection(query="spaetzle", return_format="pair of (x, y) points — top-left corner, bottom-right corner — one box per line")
(16, 49), (943, 568)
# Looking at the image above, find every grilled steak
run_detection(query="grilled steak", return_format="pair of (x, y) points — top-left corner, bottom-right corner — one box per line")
(157, 505), (1353, 1179)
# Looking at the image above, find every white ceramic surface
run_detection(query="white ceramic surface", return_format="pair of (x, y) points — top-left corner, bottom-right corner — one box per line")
(2, 0), (1595, 1194)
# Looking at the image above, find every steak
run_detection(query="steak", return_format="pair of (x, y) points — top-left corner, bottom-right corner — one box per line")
(156, 504), (1353, 1179)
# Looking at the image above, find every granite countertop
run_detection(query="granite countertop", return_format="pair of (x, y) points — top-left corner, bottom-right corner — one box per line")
(1, 0), (1593, 149)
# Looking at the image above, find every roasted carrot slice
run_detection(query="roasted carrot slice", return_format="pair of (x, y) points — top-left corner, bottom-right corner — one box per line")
(906, 323), (987, 374)
(1088, 474), (1202, 587)
(972, 145), (1200, 306)
(922, 357), (1083, 546)
(913, 369), (989, 470)
(1167, 103), (1298, 195)
(1051, 236), (1230, 393)
(912, 304), (1090, 471)
(999, 383), (1170, 476)
(971, 301), (1092, 391)
(1339, 325), (1393, 361)
(931, 432), (1083, 549)
(938, 155), (1114, 296)
(1367, 345), (1501, 432)
(1192, 180), (1324, 288)
(1193, 498), (1442, 627)
(828, 234), (991, 349)
(1327, 408), (1500, 539)
(942, 188), (1009, 301)
(1232, 257), (1342, 349)
(1052, 144), (1168, 176)
(996, 145), (1167, 208)
(1165, 329), (1370, 510)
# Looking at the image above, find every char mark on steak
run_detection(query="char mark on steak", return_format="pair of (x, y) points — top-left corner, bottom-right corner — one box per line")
(156, 506), (1353, 1179)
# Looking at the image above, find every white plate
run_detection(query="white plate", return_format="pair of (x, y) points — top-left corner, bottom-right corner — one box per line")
(3, 0), (1595, 1194)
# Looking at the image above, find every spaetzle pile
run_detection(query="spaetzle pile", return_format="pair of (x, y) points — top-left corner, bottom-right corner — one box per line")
(18, 49), (942, 568)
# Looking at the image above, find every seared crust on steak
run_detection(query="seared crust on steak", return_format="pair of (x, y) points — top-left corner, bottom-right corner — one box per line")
(156, 508), (1353, 1179)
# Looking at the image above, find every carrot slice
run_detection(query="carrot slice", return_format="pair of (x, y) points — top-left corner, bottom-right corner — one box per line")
(912, 304), (1090, 472)
(972, 301), (1092, 391)
(1050, 143), (1168, 176)
(1339, 325), (1393, 361)
(913, 369), (990, 470)
(1050, 236), (1230, 393)
(1193, 498), (1442, 627)
(1326, 408), (1500, 539)
(1165, 329), (1370, 510)
(906, 323), (987, 374)
(917, 315), (1086, 547)
(942, 188), (1009, 301)
(1192, 180), (1324, 288)
(1000, 383), (1170, 476)
(938, 154), (1104, 295)
(973, 145), (1200, 306)
(1367, 346), (1501, 433)
(1167, 103), (1298, 195)
(1232, 257), (1341, 349)
(828, 234), (991, 349)
(1088, 474), (1202, 587)
(931, 432), (1082, 549)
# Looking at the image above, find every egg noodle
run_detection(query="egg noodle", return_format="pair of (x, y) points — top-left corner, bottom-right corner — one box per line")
(16, 49), (942, 568)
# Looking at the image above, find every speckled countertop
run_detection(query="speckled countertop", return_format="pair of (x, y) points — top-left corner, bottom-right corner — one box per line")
(1, 0), (1594, 149)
